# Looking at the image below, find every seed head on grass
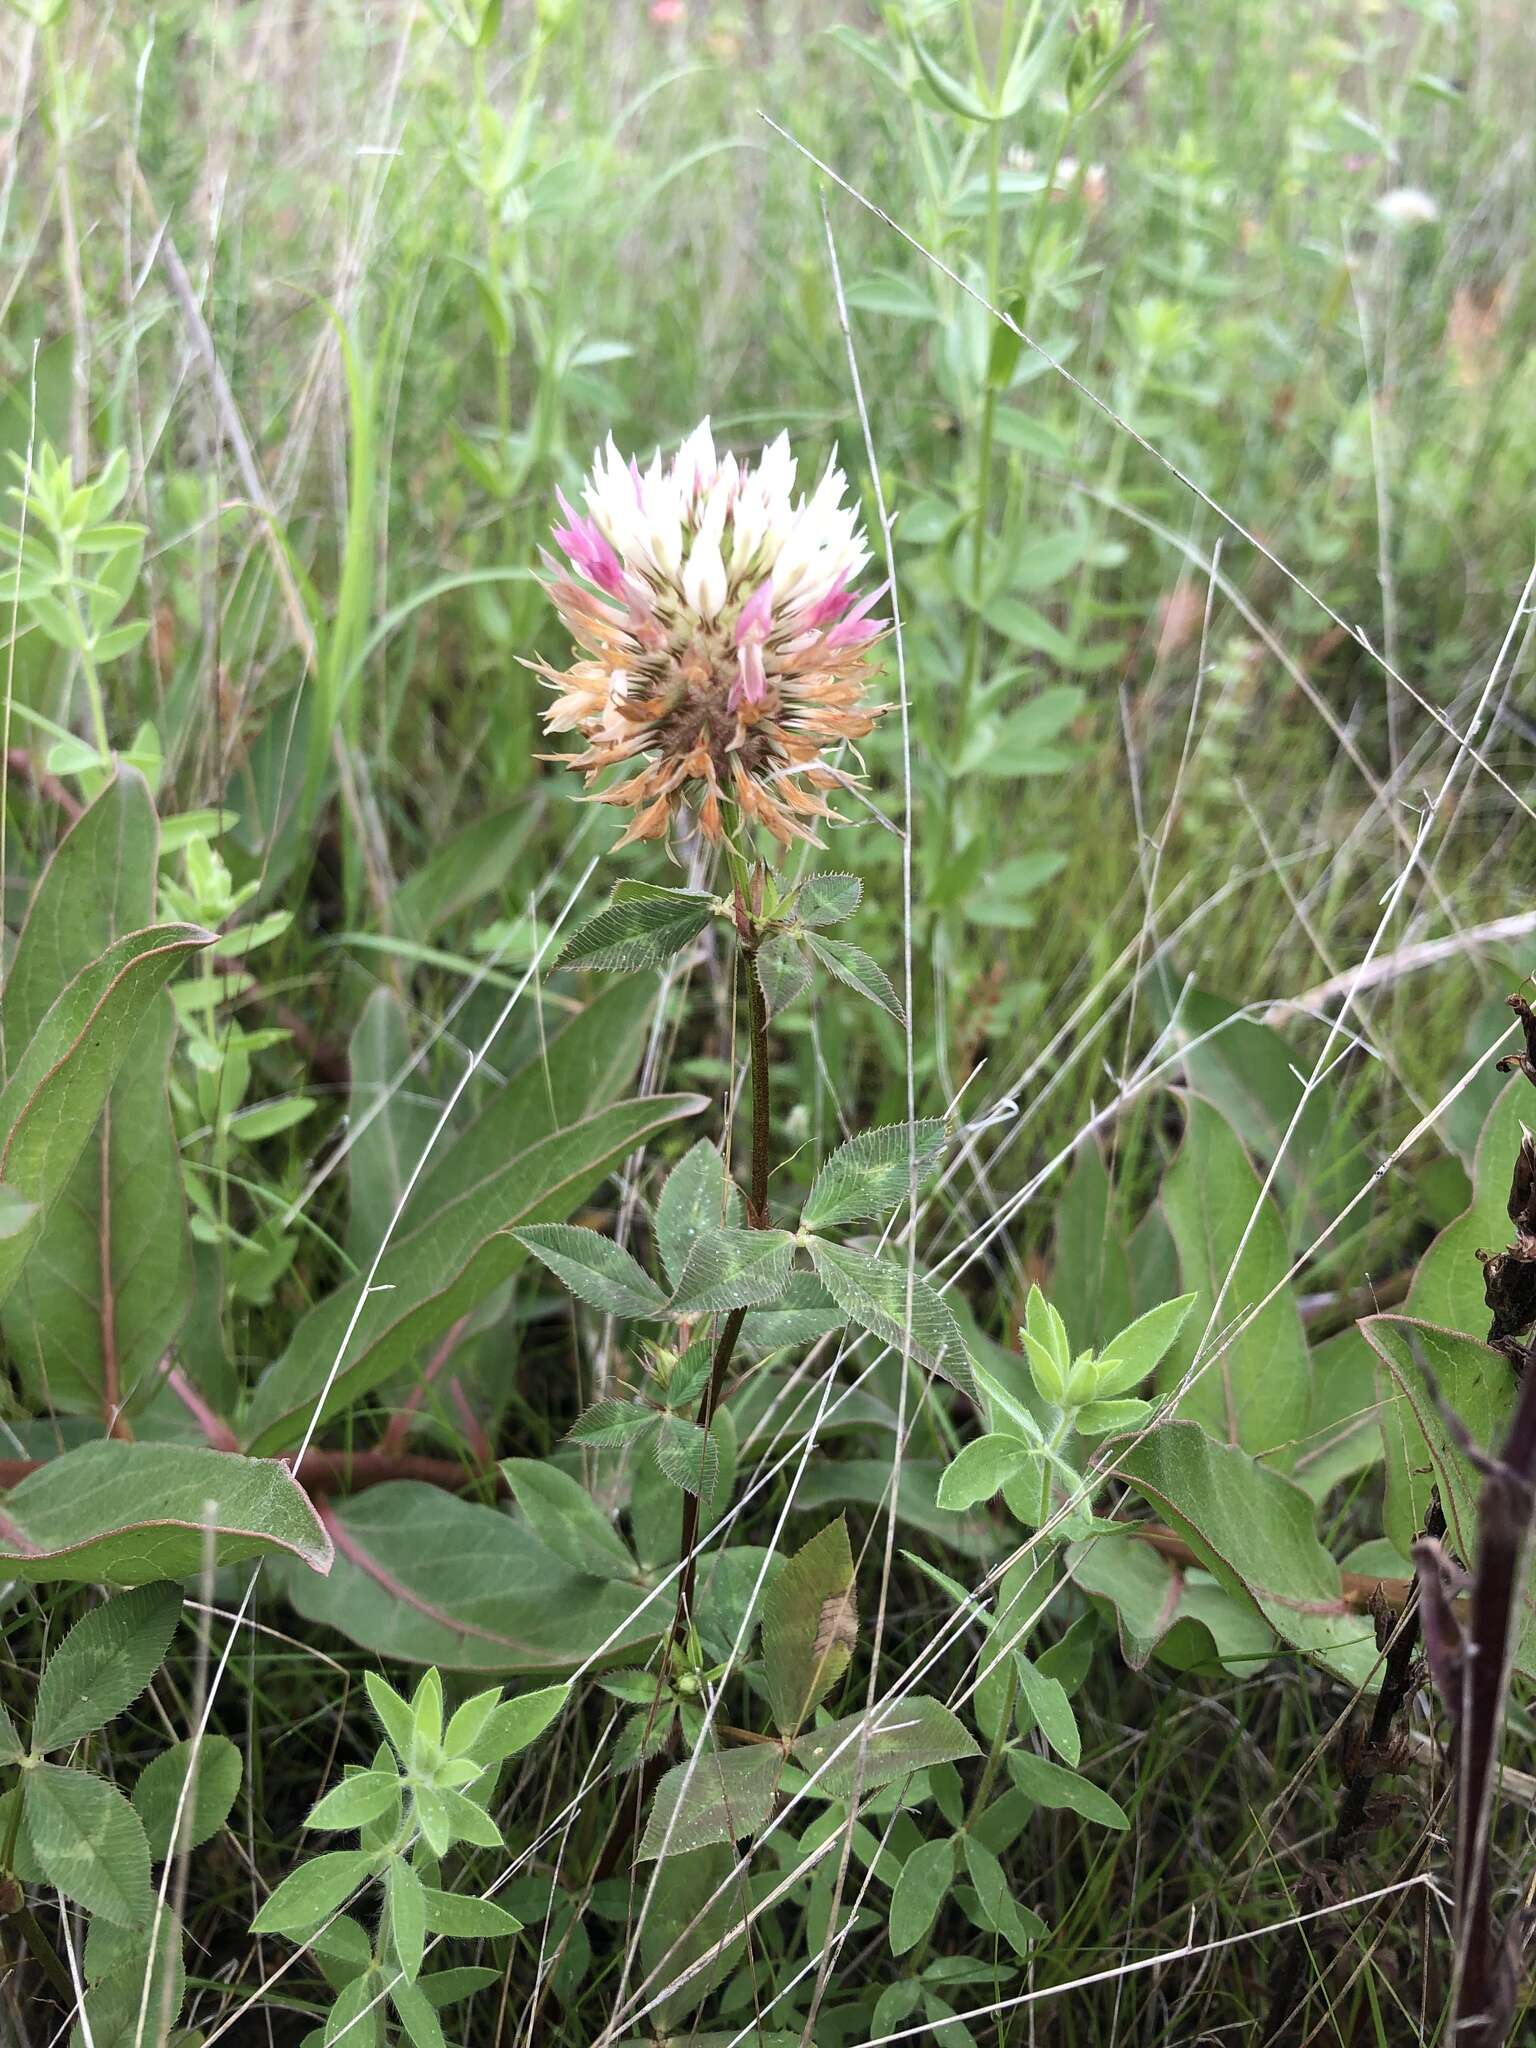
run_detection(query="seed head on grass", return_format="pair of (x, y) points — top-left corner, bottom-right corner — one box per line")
(533, 418), (886, 848)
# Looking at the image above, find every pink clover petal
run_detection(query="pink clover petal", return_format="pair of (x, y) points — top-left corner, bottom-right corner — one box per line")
(730, 642), (767, 710)
(552, 498), (624, 594)
(820, 580), (889, 648)
(734, 579), (775, 646)
(827, 613), (887, 650)
(804, 581), (856, 629)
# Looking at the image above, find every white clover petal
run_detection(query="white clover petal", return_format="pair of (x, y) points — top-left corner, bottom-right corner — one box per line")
(683, 528), (728, 620)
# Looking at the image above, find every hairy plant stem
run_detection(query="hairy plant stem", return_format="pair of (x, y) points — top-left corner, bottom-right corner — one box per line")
(673, 885), (773, 1639)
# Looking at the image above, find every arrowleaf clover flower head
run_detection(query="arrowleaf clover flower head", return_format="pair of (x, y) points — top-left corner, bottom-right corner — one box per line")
(534, 419), (887, 848)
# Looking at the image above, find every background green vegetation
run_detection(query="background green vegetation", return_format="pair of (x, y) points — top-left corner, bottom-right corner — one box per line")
(0, 0), (1533, 2042)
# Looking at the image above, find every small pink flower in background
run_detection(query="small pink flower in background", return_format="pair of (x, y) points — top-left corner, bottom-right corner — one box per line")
(534, 420), (886, 848)
(649, 0), (685, 23)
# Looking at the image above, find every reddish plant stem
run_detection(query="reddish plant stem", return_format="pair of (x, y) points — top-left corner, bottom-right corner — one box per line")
(378, 1312), (473, 1456)
(0, 1448), (508, 1497)
(5, 748), (81, 821)
(99, 1117), (131, 1440)
(1132, 1522), (1426, 1614)
(161, 1362), (240, 1449)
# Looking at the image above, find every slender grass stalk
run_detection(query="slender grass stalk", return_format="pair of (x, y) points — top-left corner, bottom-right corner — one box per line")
(42, 18), (87, 481)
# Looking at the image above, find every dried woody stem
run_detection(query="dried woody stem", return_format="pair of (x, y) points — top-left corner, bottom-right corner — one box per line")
(1261, 1506), (1444, 2045)
(1410, 993), (1536, 2046)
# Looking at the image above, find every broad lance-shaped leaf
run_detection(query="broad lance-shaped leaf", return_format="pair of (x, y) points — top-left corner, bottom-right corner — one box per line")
(1068, 1528), (1276, 1677)
(667, 1226), (797, 1316)
(406, 975), (657, 1222)
(0, 921), (212, 1306)
(2, 769), (157, 1053)
(808, 1238), (974, 1393)
(802, 1118), (949, 1231)
(0, 769), (193, 1416)
(515, 1223), (668, 1318)
(791, 1695), (977, 1798)
(1108, 1422), (1376, 1687)
(33, 1583), (181, 1752)
(243, 1091), (705, 1454)
(560, 882), (715, 971)
(1156, 1094), (1310, 1465)
(1363, 1314), (1536, 1677)
(760, 1517), (857, 1738)
(284, 1481), (661, 1672)
(0, 1440), (332, 1584)
(5, 1004), (190, 1417)
(1148, 984), (1364, 1237)
(389, 798), (541, 943)
(639, 1744), (783, 1858)
(1051, 1138), (1133, 1353)
(1404, 1077), (1529, 1335)
(346, 987), (440, 1264)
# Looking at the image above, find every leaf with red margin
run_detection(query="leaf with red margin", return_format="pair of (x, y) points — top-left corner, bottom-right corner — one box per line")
(0, 1440), (331, 1583)
(0, 769), (193, 1417)
(0, 922), (212, 1307)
